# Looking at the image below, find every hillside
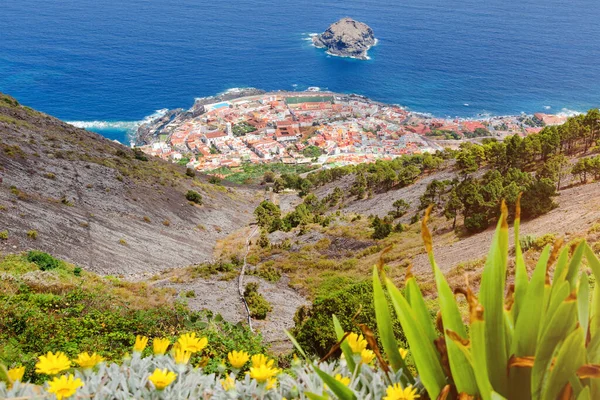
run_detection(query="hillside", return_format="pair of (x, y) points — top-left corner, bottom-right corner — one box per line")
(0, 93), (260, 278)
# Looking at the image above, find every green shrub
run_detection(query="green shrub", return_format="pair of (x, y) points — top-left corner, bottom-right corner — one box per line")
(73, 267), (82, 276)
(0, 230), (8, 240)
(248, 266), (281, 282)
(292, 280), (410, 357)
(185, 190), (203, 204)
(26, 251), (61, 271)
(185, 167), (196, 177)
(208, 176), (222, 185)
(26, 230), (38, 240)
(244, 282), (272, 320)
(133, 148), (148, 161)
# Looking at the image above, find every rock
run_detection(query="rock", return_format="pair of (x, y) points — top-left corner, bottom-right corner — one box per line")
(313, 18), (376, 60)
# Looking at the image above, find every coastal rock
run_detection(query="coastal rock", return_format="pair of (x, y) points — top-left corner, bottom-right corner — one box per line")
(313, 18), (376, 60)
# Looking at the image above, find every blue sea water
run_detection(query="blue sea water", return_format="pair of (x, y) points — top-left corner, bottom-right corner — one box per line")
(1, 0), (600, 143)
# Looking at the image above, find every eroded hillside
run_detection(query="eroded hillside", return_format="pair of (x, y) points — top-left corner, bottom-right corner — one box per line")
(0, 94), (260, 277)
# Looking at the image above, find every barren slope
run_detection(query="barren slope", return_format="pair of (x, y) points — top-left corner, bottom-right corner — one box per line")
(0, 93), (260, 277)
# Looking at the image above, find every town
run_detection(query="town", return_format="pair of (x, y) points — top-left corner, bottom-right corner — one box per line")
(136, 91), (569, 173)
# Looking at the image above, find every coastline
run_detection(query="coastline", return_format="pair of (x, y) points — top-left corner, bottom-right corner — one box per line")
(125, 88), (582, 174)
(71, 88), (585, 145)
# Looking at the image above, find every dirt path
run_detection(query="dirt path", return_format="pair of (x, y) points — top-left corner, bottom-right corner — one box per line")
(238, 226), (259, 332)
(411, 181), (600, 275)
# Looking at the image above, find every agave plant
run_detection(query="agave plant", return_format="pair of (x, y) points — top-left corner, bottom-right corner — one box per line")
(371, 199), (600, 399)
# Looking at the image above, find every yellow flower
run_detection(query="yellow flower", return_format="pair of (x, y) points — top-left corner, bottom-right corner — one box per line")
(383, 383), (420, 400)
(173, 348), (191, 365)
(153, 338), (171, 355)
(47, 374), (83, 400)
(133, 335), (149, 353)
(249, 364), (279, 383)
(334, 374), (351, 386)
(148, 368), (177, 390)
(177, 332), (208, 353)
(228, 350), (250, 369)
(220, 374), (236, 391)
(35, 352), (71, 375)
(266, 377), (278, 390)
(251, 354), (274, 369)
(7, 366), (25, 383)
(399, 347), (408, 360)
(74, 352), (104, 369)
(346, 332), (367, 354)
(361, 349), (376, 364)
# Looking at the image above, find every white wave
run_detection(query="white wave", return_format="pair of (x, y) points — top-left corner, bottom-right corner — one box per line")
(66, 108), (170, 137)
(464, 103), (469, 106)
(66, 120), (141, 132)
(557, 108), (583, 117)
(544, 105), (551, 110)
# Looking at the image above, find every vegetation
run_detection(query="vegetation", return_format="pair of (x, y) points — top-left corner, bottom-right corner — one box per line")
(0, 253), (265, 384)
(232, 122), (257, 137)
(360, 201), (600, 399)
(207, 163), (317, 185)
(292, 280), (409, 358)
(185, 190), (203, 205)
(243, 282), (272, 320)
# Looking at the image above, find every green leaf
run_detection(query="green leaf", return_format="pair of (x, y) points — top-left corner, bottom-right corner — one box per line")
(584, 244), (600, 340)
(576, 387), (591, 400)
(565, 241), (586, 286)
(431, 261), (478, 395)
(577, 273), (590, 337)
(531, 297), (578, 398)
(332, 315), (356, 373)
(386, 279), (446, 398)
(406, 277), (438, 346)
(284, 329), (307, 359)
(449, 317), (494, 400)
(513, 207), (529, 321)
(313, 365), (357, 400)
(512, 246), (551, 356)
(549, 247), (570, 299)
(373, 267), (409, 375)
(478, 213), (509, 395)
(541, 327), (586, 400)
(305, 392), (329, 400)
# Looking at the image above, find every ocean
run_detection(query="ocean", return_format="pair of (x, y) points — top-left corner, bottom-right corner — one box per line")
(1, 0), (599, 143)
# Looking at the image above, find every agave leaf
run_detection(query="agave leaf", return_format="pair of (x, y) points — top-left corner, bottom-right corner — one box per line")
(478, 203), (509, 394)
(541, 326), (586, 400)
(577, 273), (590, 337)
(386, 279), (446, 398)
(584, 245), (600, 340)
(431, 261), (478, 395)
(540, 280), (571, 338)
(512, 246), (551, 355)
(406, 277), (439, 350)
(284, 329), (307, 359)
(450, 314), (494, 400)
(513, 194), (528, 321)
(373, 267), (409, 375)
(549, 247), (570, 297)
(332, 315), (356, 373)
(576, 387), (591, 400)
(531, 297), (578, 398)
(313, 365), (357, 400)
(565, 241), (586, 286)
